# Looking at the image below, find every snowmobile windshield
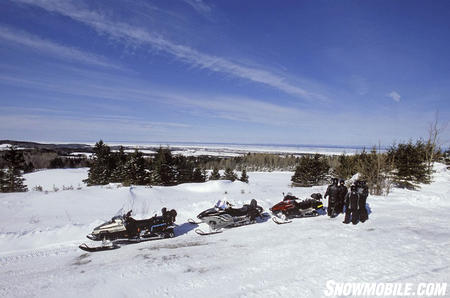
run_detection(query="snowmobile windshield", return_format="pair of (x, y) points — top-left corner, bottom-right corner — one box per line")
(111, 215), (124, 221)
(215, 200), (228, 210)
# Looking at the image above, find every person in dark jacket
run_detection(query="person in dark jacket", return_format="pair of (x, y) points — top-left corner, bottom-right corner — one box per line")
(337, 179), (348, 214)
(343, 185), (360, 224)
(357, 180), (369, 222)
(324, 178), (340, 217)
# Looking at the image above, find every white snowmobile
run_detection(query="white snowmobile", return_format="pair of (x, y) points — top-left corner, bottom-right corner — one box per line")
(79, 208), (177, 252)
(189, 199), (265, 235)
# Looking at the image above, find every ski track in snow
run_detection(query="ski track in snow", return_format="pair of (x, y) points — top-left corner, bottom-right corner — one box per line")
(0, 165), (449, 297)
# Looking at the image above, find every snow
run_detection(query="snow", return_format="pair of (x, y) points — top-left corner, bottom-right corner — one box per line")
(24, 168), (88, 191)
(69, 152), (93, 158)
(0, 144), (26, 150)
(172, 149), (242, 157)
(1, 164), (449, 297)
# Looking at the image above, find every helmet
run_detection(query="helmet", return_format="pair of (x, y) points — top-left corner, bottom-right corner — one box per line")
(339, 179), (345, 184)
(332, 178), (338, 184)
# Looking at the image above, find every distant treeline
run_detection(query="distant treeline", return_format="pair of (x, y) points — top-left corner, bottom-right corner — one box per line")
(0, 148), (90, 171)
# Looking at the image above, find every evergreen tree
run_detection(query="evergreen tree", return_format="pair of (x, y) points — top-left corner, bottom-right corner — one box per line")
(152, 147), (177, 186)
(2, 146), (27, 192)
(222, 167), (238, 182)
(49, 157), (65, 169)
(111, 146), (127, 183)
(83, 140), (115, 185)
(192, 168), (206, 182)
(123, 150), (150, 185)
(239, 168), (249, 183)
(335, 154), (357, 179)
(291, 154), (329, 187)
(23, 162), (35, 173)
(387, 140), (430, 189)
(209, 167), (221, 180)
(175, 156), (194, 184)
(0, 169), (6, 192)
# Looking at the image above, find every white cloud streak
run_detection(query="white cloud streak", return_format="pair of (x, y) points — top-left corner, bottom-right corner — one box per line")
(13, 0), (325, 100)
(182, 0), (212, 15)
(0, 25), (120, 69)
(387, 91), (401, 102)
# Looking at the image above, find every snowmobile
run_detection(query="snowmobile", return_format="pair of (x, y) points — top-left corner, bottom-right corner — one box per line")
(79, 208), (177, 252)
(270, 193), (325, 224)
(189, 199), (265, 235)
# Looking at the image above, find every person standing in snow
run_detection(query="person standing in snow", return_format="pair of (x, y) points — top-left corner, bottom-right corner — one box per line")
(324, 178), (340, 217)
(343, 185), (360, 224)
(357, 180), (369, 222)
(337, 179), (348, 214)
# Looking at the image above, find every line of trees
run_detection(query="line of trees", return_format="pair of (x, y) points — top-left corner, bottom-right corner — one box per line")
(84, 141), (250, 186)
(291, 139), (444, 194)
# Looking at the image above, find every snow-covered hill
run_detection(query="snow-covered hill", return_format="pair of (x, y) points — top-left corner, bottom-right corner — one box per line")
(0, 165), (449, 297)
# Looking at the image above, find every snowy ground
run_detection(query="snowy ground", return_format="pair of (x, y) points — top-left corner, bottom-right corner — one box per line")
(0, 165), (449, 297)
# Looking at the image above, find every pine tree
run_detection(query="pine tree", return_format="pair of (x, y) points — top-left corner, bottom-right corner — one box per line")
(176, 156), (194, 184)
(291, 154), (329, 187)
(223, 167), (238, 182)
(83, 140), (115, 185)
(123, 150), (150, 185)
(239, 168), (249, 183)
(209, 167), (221, 180)
(2, 146), (27, 192)
(0, 169), (6, 192)
(387, 140), (430, 189)
(111, 146), (127, 183)
(335, 154), (357, 179)
(152, 147), (177, 186)
(192, 168), (206, 182)
(23, 162), (35, 173)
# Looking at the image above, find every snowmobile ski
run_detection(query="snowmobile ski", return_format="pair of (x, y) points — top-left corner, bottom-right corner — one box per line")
(194, 228), (223, 236)
(188, 218), (202, 225)
(78, 243), (120, 252)
(272, 217), (292, 225)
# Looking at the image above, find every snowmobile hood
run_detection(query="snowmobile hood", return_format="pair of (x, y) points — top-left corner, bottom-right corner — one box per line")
(92, 216), (126, 235)
(270, 200), (294, 212)
(197, 207), (223, 219)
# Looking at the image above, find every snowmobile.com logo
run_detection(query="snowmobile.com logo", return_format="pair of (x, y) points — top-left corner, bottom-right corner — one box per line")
(324, 280), (447, 297)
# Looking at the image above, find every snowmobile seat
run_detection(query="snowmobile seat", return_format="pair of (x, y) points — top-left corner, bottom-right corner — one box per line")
(227, 200), (258, 217)
(227, 205), (249, 217)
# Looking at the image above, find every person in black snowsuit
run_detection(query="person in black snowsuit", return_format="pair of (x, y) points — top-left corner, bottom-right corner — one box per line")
(357, 180), (369, 222)
(337, 179), (348, 214)
(324, 178), (340, 217)
(343, 185), (360, 224)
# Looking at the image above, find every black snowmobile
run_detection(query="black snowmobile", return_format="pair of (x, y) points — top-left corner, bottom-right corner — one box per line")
(189, 199), (265, 235)
(270, 193), (325, 224)
(79, 208), (177, 252)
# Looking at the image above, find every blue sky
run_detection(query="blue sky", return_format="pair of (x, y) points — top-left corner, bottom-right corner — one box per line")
(0, 0), (449, 146)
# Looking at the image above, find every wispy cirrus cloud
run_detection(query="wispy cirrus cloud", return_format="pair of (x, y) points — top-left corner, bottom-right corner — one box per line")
(0, 25), (121, 69)
(182, 0), (212, 15)
(13, 0), (325, 101)
(0, 70), (305, 127)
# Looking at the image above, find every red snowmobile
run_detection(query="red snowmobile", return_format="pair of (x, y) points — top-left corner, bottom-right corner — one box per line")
(270, 193), (325, 224)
